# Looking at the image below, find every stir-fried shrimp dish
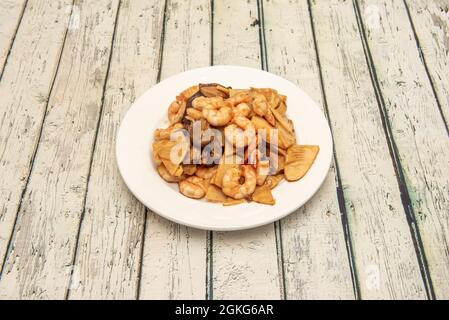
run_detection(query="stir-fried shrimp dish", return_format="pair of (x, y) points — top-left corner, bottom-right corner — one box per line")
(152, 83), (320, 206)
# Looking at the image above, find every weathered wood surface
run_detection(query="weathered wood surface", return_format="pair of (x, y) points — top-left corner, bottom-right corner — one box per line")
(358, 0), (449, 299)
(138, 0), (210, 300)
(0, 0), (119, 299)
(310, 0), (426, 299)
(68, 0), (165, 299)
(0, 0), (27, 75)
(263, 0), (355, 300)
(211, 0), (282, 300)
(0, 0), (73, 283)
(0, 0), (447, 300)
(405, 0), (449, 127)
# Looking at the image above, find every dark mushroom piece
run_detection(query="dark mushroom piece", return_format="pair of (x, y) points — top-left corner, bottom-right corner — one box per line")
(199, 83), (231, 99)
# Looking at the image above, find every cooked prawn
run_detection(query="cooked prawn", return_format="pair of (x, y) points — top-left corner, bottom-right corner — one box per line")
(168, 99), (187, 124)
(192, 96), (223, 110)
(202, 105), (232, 126)
(183, 164), (197, 175)
(157, 164), (185, 182)
(186, 108), (203, 120)
(225, 116), (256, 147)
(195, 165), (218, 180)
(234, 116), (255, 131)
(191, 96), (233, 126)
(179, 176), (207, 199)
(227, 92), (250, 106)
(252, 93), (275, 126)
(232, 102), (252, 118)
(222, 165), (257, 199)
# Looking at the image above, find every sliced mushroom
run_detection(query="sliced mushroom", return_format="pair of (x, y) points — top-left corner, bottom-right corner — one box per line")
(199, 83), (230, 98)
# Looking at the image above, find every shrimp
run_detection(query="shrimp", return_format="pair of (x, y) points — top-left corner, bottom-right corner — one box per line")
(192, 96), (233, 126)
(192, 96), (223, 110)
(154, 123), (183, 141)
(225, 116), (256, 147)
(183, 164), (197, 176)
(157, 164), (185, 182)
(232, 102), (252, 118)
(202, 106), (232, 126)
(168, 99), (186, 124)
(252, 93), (276, 126)
(234, 115), (255, 131)
(186, 108), (203, 120)
(196, 165), (217, 180)
(222, 165), (257, 200)
(227, 92), (250, 106)
(179, 176), (207, 199)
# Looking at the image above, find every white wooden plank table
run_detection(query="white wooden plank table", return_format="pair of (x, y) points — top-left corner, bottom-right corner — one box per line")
(0, 0), (447, 300)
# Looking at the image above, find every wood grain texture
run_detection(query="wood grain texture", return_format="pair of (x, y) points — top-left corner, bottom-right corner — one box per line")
(0, 0), (73, 278)
(158, 0), (211, 80)
(67, 0), (165, 299)
(0, 0), (446, 300)
(138, 0), (210, 300)
(211, 0), (282, 299)
(405, 0), (449, 126)
(263, 0), (355, 299)
(311, 0), (426, 299)
(358, 0), (449, 299)
(0, 0), (119, 299)
(0, 0), (27, 75)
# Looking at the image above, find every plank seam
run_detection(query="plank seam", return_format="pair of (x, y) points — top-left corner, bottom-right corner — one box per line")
(210, 0), (214, 66)
(352, 0), (435, 299)
(206, 0), (215, 301)
(0, 0), (29, 81)
(0, 0), (76, 280)
(307, 0), (361, 300)
(136, 0), (169, 300)
(206, 0), (215, 300)
(274, 221), (287, 299)
(257, 0), (268, 71)
(155, 0), (169, 86)
(206, 231), (213, 299)
(402, 0), (449, 135)
(256, 0), (286, 300)
(65, 0), (122, 299)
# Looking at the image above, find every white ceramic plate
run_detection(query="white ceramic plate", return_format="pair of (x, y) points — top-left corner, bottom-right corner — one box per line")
(116, 66), (332, 231)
